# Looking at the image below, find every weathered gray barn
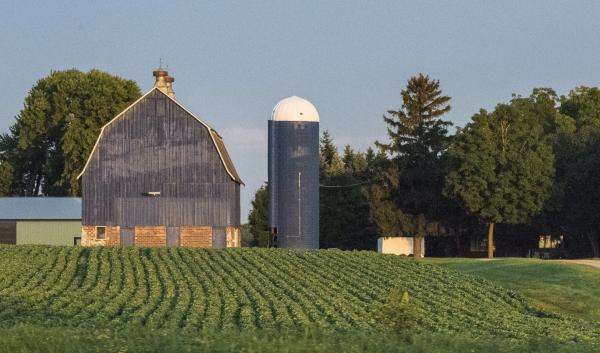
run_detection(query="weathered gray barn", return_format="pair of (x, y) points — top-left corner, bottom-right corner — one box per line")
(78, 69), (243, 248)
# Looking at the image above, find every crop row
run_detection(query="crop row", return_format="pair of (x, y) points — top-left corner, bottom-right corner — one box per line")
(0, 245), (598, 342)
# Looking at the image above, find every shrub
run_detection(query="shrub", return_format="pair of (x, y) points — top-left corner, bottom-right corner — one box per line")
(371, 287), (418, 334)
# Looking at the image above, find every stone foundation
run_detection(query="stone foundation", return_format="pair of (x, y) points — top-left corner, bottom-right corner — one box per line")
(180, 226), (212, 248)
(82, 226), (120, 246)
(82, 224), (239, 248)
(134, 226), (167, 247)
(226, 226), (241, 248)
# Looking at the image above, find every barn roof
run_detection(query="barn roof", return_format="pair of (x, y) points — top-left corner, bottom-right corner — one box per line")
(0, 197), (81, 220)
(77, 88), (243, 184)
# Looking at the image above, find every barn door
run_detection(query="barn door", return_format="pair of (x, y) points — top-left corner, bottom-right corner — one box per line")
(167, 226), (180, 247)
(121, 227), (134, 246)
(0, 221), (16, 245)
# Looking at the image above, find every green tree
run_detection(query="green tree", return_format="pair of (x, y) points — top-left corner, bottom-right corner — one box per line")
(560, 134), (600, 257)
(560, 87), (600, 135)
(319, 131), (379, 250)
(549, 87), (600, 257)
(368, 74), (453, 258)
(445, 102), (555, 258)
(248, 183), (269, 247)
(319, 130), (343, 177)
(1, 69), (140, 196)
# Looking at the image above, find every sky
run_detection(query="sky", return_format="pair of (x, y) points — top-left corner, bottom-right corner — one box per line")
(1, 1), (600, 221)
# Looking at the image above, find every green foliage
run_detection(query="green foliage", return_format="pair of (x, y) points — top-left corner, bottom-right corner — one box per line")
(368, 74), (453, 240)
(0, 69), (140, 196)
(0, 245), (599, 343)
(320, 130), (344, 177)
(445, 99), (555, 225)
(558, 134), (600, 256)
(0, 161), (14, 196)
(248, 183), (270, 247)
(371, 288), (418, 334)
(559, 86), (600, 135)
(319, 131), (380, 249)
(542, 87), (600, 257)
(0, 325), (596, 353)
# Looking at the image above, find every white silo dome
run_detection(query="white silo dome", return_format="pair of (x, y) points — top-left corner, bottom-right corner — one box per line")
(272, 96), (320, 122)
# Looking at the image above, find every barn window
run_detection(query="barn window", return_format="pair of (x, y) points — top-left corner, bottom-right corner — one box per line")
(73, 237), (81, 246)
(96, 226), (106, 240)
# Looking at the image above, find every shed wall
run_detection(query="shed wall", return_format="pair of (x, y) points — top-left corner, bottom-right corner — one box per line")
(16, 221), (82, 246)
(82, 90), (240, 229)
(0, 221), (16, 244)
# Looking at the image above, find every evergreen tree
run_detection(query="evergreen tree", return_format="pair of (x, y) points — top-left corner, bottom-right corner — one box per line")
(319, 130), (343, 177)
(1, 69), (140, 196)
(319, 132), (378, 249)
(368, 74), (453, 258)
(248, 183), (269, 247)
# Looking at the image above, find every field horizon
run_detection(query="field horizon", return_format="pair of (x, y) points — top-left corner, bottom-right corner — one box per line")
(0, 245), (599, 352)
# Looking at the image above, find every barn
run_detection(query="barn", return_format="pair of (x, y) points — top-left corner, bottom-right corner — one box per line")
(78, 69), (243, 248)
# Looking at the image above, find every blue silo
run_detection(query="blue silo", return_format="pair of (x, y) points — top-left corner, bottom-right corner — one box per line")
(268, 96), (320, 249)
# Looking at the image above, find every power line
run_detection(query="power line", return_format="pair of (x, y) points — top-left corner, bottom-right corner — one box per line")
(319, 180), (373, 188)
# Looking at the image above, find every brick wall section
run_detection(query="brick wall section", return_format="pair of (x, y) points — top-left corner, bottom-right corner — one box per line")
(226, 226), (241, 248)
(135, 226), (166, 247)
(82, 226), (120, 246)
(106, 226), (120, 246)
(180, 226), (212, 248)
(81, 226), (98, 246)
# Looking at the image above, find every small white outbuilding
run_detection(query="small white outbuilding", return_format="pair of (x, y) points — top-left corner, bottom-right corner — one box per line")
(377, 236), (425, 257)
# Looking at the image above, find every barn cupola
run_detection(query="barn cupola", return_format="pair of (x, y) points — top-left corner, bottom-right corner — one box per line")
(152, 69), (175, 99)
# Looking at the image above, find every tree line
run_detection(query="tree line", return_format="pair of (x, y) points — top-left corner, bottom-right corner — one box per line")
(1, 69), (599, 257)
(250, 75), (600, 258)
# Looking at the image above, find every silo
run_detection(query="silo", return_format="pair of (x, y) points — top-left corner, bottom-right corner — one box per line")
(268, 96), (320, 249)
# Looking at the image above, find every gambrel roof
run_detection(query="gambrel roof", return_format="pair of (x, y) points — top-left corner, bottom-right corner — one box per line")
(77, 87), (243, 184)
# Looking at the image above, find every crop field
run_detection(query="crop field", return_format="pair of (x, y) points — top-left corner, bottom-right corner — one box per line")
(0, 245), (599, 344)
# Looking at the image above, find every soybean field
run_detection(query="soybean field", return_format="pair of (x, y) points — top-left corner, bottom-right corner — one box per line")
(0, 245), (598, 343)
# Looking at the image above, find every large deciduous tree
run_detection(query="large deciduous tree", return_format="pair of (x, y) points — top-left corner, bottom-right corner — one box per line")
(368, 74), (452, 258)
(0, 69), (140, 196)
(445, 99), (555, 258)
(551, 87), (600, 257)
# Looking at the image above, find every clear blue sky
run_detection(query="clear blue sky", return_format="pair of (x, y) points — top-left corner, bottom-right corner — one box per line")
(1, 1), (599, 221)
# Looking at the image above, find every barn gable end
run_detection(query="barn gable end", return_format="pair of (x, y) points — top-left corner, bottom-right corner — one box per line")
(80, 78), (241, 248)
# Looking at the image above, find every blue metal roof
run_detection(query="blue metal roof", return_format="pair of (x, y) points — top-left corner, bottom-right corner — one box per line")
(0, 197), (81, 220)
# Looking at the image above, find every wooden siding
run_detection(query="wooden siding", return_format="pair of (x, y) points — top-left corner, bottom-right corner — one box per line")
(0, 221), (16, 244)
(81, 89), (240, 230)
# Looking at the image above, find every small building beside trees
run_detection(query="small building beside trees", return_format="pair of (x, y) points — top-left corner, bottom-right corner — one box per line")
(0, 197), (81, 245)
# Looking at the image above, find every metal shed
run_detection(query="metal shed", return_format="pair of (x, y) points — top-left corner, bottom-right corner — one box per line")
(0, 197), (82, 245)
